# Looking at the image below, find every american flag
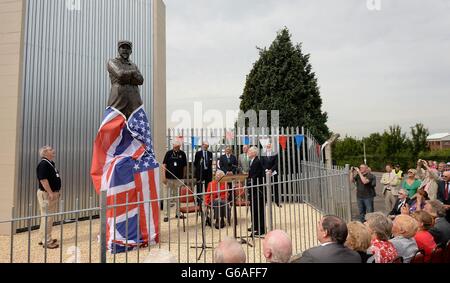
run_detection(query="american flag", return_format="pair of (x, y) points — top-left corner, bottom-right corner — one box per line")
(91, 106), (160, 254)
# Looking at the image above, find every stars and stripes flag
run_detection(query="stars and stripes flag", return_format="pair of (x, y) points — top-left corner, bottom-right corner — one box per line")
(91, 106), (160, 254)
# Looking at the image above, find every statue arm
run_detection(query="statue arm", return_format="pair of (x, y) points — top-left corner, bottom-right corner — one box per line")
(107, 59), (132, 84)
(130, 66), (144, 85)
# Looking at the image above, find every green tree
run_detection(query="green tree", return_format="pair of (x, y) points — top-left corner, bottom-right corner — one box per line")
(410, 123), (430, 157)
(379, 125), (408, 158)
(239, 28), (329, 143)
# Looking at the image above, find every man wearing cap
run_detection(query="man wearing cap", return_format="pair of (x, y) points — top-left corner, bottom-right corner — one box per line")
(107, 40), (144, 118)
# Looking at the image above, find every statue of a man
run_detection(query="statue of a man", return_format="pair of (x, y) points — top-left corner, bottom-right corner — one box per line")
(107, 40), (144, 118)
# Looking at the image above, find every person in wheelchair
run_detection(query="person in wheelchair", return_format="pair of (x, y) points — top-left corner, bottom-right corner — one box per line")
(205, 170), (230, 229)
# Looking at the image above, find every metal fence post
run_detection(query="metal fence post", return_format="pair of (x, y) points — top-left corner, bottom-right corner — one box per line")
(345, 164), (352, 222)
(100, 189), (107, 263)
(266, 172), (273, 232)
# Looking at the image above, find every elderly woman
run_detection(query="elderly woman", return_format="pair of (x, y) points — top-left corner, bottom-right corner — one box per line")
(412, 211), (436, 262)
(204, 170), (229, 229)
(416, 159), (438, 200)
(401, 169), (422, 198)
(345, 221), (372, 263)
(389, 215), (418, 263)
(365, 212), (398, 263)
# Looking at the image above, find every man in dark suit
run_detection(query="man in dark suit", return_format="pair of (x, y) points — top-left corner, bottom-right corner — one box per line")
(425, 200), (450, 246)
(261, 143), (281, 207)
(389, 189), (411, 217)
(194, 141), (213, 205)
(294, 215), (361, 263)
(247, 146), (266, 236)
(437, 171), (450, 222)
(218, 146), (238, 175)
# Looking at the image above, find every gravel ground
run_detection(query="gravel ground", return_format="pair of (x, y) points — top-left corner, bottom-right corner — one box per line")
(0, 203), (321, 263)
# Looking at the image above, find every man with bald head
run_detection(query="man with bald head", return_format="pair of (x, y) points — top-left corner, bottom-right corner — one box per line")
(263, 230), (292, 263)
(162, 141), (187, 222)
(437, 171), (450, 222)
(214, 238), (246, 263)
(351, 164), (376, 222)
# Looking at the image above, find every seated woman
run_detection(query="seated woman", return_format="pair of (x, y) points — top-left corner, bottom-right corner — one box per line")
(345, 221), (372, 263)
(365, 212), (398, 263)
(407, 189), (429, 213)
(389, 215), (418, 263)
(204, 170), (229, 229)
(412, 211), (436, 262)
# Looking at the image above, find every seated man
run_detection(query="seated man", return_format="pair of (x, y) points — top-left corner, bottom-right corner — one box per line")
(204, 170), (229, 229)
(389, 189), (412, 218)
(294, 215), (361, 263)
(389, 215), (418, 263)
(214, 238), (246, 263)
(424, 200), (450, 246)
(263, 230), (292, 263)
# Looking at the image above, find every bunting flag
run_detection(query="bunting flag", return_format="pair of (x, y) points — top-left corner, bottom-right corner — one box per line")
(242, 136), (250, 145)
(259, 137), (270, 149)
(207, 137), (221, 146)
(191, 136), (200, 149)
(279, 135), (287, 151)
(225, 131), (235, 141)
(91, 106), (160, 254)
(294, 135), (304, 149)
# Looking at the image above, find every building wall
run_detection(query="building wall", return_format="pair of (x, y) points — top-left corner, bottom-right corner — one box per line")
(0, 0), (24, 234)
(152, 0), (166, 183)
(0, 0), (166, 233)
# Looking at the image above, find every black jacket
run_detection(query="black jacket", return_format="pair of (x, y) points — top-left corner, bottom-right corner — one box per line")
(261, 154), (278, 172)
(389, 197), (412, 216)
(296, 243), (361, 263)
(247, 157), (264, 187)
(218, 154), (238, 175)
(437, 180), (450, 205)
(194, 150), (213, 179)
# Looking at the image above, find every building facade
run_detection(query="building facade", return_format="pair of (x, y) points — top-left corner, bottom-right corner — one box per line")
(0, 0), (166, 234)
(427, 133), (450, 151)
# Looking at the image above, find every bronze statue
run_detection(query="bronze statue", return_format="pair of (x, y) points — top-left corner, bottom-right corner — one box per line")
(107, 41), (144, 118)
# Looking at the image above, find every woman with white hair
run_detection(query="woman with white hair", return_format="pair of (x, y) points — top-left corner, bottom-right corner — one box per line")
(204, 170), (229, 229)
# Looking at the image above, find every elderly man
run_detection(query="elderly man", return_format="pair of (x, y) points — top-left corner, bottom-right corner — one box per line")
(381, 164), (400, 214)
(424, 200), (450, 246)
(218, 146), (238, 175)
(295, 215), (360, 263)
(389, 189), (411, 217)
(247, 146), (266, 236)
(263, 230), (292, 263)
(437, 162), (446, 180)
(162, 141), (187, 222)
(214, 238), (246, 263)
(36, 146), (61, 249)
(194, 141), (213, 205)
(389, 215), (419, 263)
(238, 145), (250, 174)
(107, 40), (144, 118)
(437, 171), (450, 222)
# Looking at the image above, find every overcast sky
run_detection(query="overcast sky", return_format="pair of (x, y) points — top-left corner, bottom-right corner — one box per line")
(164, 0), (450, 138)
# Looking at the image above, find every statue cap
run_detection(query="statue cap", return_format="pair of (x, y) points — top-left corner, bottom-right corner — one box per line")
(118, 40), (132, 49)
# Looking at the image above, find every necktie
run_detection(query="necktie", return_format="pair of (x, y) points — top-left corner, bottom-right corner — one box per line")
(203, 151), (207, 170)
(445, 182), (449, 200)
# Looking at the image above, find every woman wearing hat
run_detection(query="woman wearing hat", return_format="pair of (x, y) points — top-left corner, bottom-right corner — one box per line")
(401, 169), (422, 198)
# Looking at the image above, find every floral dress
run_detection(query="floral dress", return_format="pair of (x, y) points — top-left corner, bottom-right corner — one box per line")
(368, 239), (398, 263)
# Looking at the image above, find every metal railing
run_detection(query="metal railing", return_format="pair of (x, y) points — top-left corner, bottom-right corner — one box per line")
(0, 164), (351, 263)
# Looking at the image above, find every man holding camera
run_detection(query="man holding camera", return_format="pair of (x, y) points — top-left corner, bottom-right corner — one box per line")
(350, 164), (376, 222)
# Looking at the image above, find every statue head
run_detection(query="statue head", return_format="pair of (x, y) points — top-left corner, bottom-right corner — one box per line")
(118, 40), (133, 60)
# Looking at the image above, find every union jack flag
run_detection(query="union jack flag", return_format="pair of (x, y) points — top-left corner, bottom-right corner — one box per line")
(91, 106), (160, 254)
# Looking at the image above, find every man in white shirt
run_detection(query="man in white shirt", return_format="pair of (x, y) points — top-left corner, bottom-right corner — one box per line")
(381, 164), (400, 214)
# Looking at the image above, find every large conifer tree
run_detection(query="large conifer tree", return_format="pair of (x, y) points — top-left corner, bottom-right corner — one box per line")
(239, 28), (330, 143)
